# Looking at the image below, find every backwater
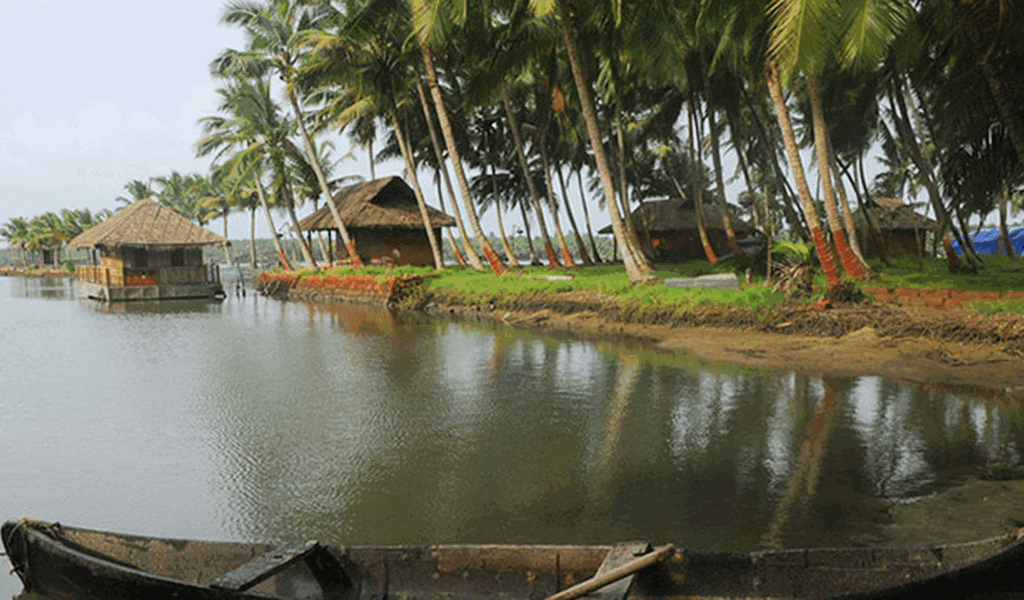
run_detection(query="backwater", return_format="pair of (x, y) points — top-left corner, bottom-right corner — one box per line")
(3, 275), (1024, 598)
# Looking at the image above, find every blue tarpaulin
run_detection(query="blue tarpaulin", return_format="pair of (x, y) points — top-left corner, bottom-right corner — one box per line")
(950, 228), (1024, 256)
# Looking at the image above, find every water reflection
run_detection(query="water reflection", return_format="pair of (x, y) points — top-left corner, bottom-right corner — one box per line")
(5, 276), (75, 299)
(4, 276), (1024, 599)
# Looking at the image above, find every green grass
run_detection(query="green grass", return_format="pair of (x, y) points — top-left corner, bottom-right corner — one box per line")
(278, 252), (1024, 318)
(862, 254), (1024, 290)
(407, 263), (790, 314)
(969, 299), (1024, 315)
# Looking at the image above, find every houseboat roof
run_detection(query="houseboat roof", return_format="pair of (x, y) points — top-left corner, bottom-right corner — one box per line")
(69, 198), (227, 251)
(298, 176), (456, 231)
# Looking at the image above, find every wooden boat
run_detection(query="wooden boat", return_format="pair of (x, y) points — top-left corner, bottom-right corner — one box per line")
(4, 518), (1024, 600)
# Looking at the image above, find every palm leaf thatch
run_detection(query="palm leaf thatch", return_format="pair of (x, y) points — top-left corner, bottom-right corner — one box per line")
(597, 200), (759, 235)
(852, 197), (939, 231)
(298, 177), (455, 231)
(68, 199), (226, 251)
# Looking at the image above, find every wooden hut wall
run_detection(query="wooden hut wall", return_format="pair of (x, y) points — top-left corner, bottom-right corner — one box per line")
(855, 228), (925, 258)
(651, 230), (736, 262)
(342, 228), (441, 266)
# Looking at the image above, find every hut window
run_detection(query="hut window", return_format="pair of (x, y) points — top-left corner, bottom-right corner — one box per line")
(171, 248), (185, 267)
(131, 249), (149, 269)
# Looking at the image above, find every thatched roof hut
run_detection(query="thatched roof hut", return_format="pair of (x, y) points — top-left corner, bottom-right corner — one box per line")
(598, 199), (760, 262)
(851, 197), (938, 232)
(851, 197), (938, 257)
(69, 198), (226, 251)
(68, 199), (225, 301)
(599, 200), (758, 235)
(298, 177), (455, 232)
(298, 176), (455, 266)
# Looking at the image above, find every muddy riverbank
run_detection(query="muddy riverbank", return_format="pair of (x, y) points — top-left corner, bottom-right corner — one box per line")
(413, 289), (1024, 400)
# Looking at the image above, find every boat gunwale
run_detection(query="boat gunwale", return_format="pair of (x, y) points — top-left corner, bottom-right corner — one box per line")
(7, 519), (1024, 600)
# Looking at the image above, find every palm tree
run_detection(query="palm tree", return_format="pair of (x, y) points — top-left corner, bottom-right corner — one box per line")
(214, 0), (353, 268)
(1, 217), (32, 267)
(115, 179), (154, 206)
(765, 0), (914, 280)
(530, 0), (656, 284)
(299, 6), (446, 269)
(153, 171), (215, 227)
(413, 71), (485, 269)
(411, 0), (507, 275)
(196, 77), (302, 270)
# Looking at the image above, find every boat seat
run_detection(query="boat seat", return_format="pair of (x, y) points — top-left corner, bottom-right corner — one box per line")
(585, 542), (651, 600)
(210, 540), (320, 591)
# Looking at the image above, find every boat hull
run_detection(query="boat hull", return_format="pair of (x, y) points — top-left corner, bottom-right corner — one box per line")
(5, 519), (1024, 599)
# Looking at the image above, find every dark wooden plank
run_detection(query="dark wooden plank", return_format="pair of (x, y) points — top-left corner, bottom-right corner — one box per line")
(546, 542), (673, 600)
(209, 540), (319, 591)
(585, 542), (652, 600)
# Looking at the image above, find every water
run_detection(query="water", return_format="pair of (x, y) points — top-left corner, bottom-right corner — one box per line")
(3, 276), (1024, 597)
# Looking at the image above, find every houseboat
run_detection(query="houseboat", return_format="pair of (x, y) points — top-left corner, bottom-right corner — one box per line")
(68, 198), (227, 301)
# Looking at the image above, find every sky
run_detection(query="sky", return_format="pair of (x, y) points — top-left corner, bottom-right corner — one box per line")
(0, 0), (392, 243)
(0, 0), (629, 251)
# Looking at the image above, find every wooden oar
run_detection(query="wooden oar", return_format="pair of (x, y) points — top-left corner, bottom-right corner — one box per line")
(544, 544), (676, 600)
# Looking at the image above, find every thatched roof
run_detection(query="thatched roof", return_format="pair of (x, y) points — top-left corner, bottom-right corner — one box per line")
(598, 199), (759, 235)
(852, 197), (939, 231)
(298, 176), (456, 231)
(68, 198), (226, 250)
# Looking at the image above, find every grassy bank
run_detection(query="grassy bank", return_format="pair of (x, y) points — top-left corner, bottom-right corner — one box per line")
(289, 252), (1024, 315)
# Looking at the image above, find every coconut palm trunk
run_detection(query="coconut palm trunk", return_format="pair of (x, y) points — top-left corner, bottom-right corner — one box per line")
(539, 140), (576, 267)
(853, 157), (893, 266)
(612, 91), (648, 258)
(249, 207), (259, 268)
(686, 102), (716, 264)
(999, 182), (1018, 258)
(281, 178), (317, 268)
(433, 178), (467, 266)
(286, 91), (361, 269)
(555, 165), (592, 265)
(415, 72), (484, 269)
(391, 112), (444, 269)
(828, 153), (868, 267)
(766, 61), (841, 287)
(575, 168), (603, 262)
(518, 196), (541, 265)
(415, 30), (505, 275)
(700, 55), (743, 258)
(501, 89), (561, 267)
(255, 176), (291, 270)
(707, 108), (743, 257)
(887, 80), (982, 267)
(806, 73), (869, 279)
(490, 165), (520, 267)
(555, 0), (653, 283)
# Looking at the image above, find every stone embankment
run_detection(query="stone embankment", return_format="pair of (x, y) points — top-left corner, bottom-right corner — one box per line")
(254, 271), (426, 305)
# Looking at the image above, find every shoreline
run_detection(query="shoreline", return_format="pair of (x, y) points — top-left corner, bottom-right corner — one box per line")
(259, 271), (1024, 398)
(407, 283), (1024, 399)
(426, 299), (1024, 399)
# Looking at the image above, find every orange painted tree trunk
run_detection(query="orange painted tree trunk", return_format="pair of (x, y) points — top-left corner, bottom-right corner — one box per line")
(766, 61), (841, 287)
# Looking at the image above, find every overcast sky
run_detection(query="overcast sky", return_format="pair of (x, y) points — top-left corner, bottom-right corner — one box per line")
(1, 0), (390, 241)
